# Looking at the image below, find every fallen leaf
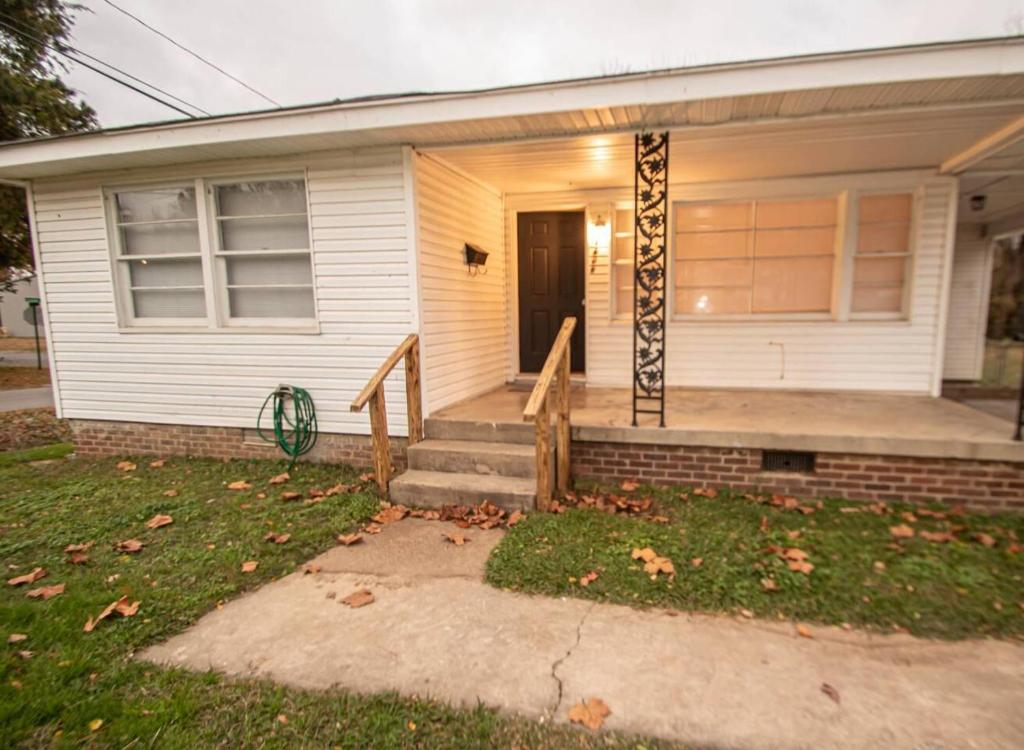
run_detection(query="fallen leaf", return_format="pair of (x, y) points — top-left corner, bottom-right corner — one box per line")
(787, 560), (814, 575)
(7, 634), (27, 643)
(340, 588), (375, 608)
(27, 583), (65, 600)
(162, 489), (178, 497)
(8, 568), (46, 586)
(873, 560), (886, 572)
(64, 542), (94, 553)
(620, 479), (640, 492)
(631, 547), (657, 563)
(739, 608), (754, 619)
(889, 524), (915, 539)
(241, 561), (258, 573)
(759, 516), (769, 533)
(693, 487), (718, 498)
(67, 553), (89, 565)
(444, 532), (469, 546)
(900, 511), (917, 523)
(760, 577), (778, 591)
(268, 472), (290, 485)
(84, 595), (139, 632)
(796, 623), (814, 639)
(114, 599), (139, 617)
(919, 530), (955, 543)
(973, 532), (997, 548)
(303, 563), (322, 575)
(116, 539), (144, 553)
(373, 505), (409, 524)
(580, 570), (600, 587)
(255, 492), (267, 500)
(568, 697), (611, 731)
(336, 533), (363, 546)
(16, 650), (32, 659)
(280, 491), (302, 501)
(149, 459), (166, 468)
(116, 461), (136, 472)
(264, 532), (291, 544)
(324, 483), (350, 496)
(227, 480), (252, 491)
(145, 514), (173, 529)
(782, 548), (808, 562)
(507, 510), (525, 526)
(88, 718), (104, 732)
(786, 530), (802, 540)
(276, 714), (288, 725)
(363, 523), (382, 534)
(821, 683), (841, 704)
(690, 557), (703, 568)
(643, 556), (675, 577)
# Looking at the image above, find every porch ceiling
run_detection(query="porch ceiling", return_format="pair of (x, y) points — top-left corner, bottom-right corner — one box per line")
(430, 102), (1024, 194)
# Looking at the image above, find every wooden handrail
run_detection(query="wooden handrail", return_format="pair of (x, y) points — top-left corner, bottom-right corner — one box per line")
(350, 333), (423, 496)
(523, 317), (576, 510)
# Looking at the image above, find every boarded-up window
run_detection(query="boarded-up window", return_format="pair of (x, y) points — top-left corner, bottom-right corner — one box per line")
(612, 207), (634, 318)
(852, 193), (912, 314)
(674, 198), (837, 316)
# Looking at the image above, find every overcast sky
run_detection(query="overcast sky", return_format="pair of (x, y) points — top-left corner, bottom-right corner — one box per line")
(60, 0), (1024, 128)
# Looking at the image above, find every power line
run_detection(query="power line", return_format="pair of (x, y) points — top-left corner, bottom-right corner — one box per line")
(101, 0), (281, 108)
(0, 14), (205, 118)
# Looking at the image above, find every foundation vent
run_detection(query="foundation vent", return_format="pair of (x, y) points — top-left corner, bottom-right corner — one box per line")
(761, 450), (815, 473)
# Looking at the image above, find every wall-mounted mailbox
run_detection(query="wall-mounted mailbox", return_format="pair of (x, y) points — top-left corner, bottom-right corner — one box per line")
(464, 243), (489, 275)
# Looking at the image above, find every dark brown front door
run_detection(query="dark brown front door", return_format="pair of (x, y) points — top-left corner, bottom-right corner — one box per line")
(517, 211), (586, 373)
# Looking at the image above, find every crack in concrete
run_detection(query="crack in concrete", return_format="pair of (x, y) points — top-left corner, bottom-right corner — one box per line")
(549, 602), (595, 718)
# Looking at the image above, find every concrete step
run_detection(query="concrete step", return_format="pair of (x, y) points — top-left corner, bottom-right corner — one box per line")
(389, 469), (536, 512)
(424, 417), (540, 445)
(407, 439), (538, 478)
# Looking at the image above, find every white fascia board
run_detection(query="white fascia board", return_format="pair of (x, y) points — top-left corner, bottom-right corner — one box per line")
(2, 38), (1024, 177)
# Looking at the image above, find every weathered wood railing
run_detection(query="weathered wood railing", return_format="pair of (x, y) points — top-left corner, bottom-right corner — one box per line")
(350, 334), (423, 497)
(522, 317), (576, 510)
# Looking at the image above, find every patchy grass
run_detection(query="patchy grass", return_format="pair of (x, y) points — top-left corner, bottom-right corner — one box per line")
(486, 485), (1024, 640)
(0, 453), (667, 749)
(0, 408), (70, 452)
(0, 367), (50, 390)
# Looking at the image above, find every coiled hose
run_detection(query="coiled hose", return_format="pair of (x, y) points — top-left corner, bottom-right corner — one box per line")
(256, 385), (318, 471)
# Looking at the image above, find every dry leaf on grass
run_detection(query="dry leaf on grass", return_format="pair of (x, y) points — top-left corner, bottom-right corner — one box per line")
(280, 491), (302, 501)
(693, 487), (718, 498)
(264, 532), (290, 545)
(579, 570), (600, 587)
(444, 532), (468, 546)
(889, 524), (915, 539)
(739, 608), (754, 619)
(974, 532), (997, 548)
(919, 530), (955, 543)
(821, 683), (841, 704)
(788, 560), (814, 575)
(227, 480), (252, 491)
(268, 472), (290, 485)
(162, 489), (178, 498)
(149, 459), (166, 468)
(145, 514), (173, 530)
(568, 697), (611, 731)
(631, 547), (657, 563)
(619, 479), (640, 492)
(27, 583), (65, 600)
(240, 560), (258, 573)
(116, 461), (136, 472)
(643, 557), (675, 577)
(66, 553), (89, 565)
(64, 541), (94, 554)
(340, 588), (375, 608)
(88, 719), (103, 731)
(7, 634), (27, 643)
(373, 505), (409, 524)
(336, 533), (363, 546)
(507, 510), (525, 526)
(759, 516), (769, 533)
(691, 557), (703, 568)
(760, 577), (778, 592)
(84, 595), (140, 632)
(7, 568), (46, 586)
(796, 623), (814, 639)
(116, 539), (144, 553)
(363, 523), (383, 535)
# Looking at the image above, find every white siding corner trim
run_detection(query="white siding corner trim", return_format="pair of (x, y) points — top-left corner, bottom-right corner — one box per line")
(943, 224), (993, 381)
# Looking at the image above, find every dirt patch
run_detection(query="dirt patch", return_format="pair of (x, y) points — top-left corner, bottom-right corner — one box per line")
(0, 407), (70, 451)
(0, 367), (50, 390)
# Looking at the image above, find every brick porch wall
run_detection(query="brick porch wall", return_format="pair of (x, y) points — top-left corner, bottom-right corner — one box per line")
(572, 441), (1024, 512)
(69, 419), (407, 470)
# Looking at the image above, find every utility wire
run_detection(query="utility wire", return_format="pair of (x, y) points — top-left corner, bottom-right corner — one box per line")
(0, 14), (204, 118)
(101, 0), (281, 108)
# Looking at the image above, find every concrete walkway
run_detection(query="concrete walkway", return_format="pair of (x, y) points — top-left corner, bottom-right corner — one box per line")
(142, 519), (1024, 750)
(0, 386), (53, 411)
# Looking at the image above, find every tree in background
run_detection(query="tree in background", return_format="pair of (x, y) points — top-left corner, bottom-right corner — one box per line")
(987, 237), (1024, 340)
(0, 0), (95, 290)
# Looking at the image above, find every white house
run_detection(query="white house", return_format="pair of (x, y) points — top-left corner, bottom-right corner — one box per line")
(2, 38), (1024, 511)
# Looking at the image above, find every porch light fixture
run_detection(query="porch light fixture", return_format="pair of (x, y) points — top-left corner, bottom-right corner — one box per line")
(588, 212), (611, 275)
(464, 242), (489, 276)
(970, 194), (987, 212)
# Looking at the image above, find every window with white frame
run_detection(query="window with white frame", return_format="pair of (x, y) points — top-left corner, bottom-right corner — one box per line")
(107, 176), (315, 327)
(851, 193), (912, 315)
(674, 197), (838, 316)
(611, 206), (635, 318)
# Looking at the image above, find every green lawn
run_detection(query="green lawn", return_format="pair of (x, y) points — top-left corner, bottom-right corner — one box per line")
(486, 485), (1024, 640)
(0, 451), (665, 749)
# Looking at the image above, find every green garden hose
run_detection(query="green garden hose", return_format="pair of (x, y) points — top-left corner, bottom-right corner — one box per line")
(256, 385), (318, 471)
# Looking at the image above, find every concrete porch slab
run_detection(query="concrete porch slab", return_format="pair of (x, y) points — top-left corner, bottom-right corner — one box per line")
(140, 518), (1024, 750)
(433, 385), (1024, 462)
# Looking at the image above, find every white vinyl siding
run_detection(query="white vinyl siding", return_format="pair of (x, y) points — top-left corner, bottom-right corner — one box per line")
(32, 147), (416, 435)
(508, 172), (956, 394)
(943, 223), (992, 381)
(413, 152), (507, 414)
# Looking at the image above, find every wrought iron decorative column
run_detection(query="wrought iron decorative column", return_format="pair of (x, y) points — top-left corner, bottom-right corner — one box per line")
(632, 131), (669, 427)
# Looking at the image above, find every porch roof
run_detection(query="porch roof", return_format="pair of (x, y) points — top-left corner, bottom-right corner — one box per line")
(431, 386), (1024, 463)
(2, 37), (1024, 180)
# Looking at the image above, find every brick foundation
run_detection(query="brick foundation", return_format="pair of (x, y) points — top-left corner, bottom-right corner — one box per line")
(69, 419), (407, 470)
(572, 441), (1024, 512)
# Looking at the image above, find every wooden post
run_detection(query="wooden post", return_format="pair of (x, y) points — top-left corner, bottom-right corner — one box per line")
(369, 384), (391, 496)
(555, 348), (571, 493)
(405, 338), (423, 445)
(535, 398), (552, 511)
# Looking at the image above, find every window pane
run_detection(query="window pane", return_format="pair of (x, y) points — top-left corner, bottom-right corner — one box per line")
(755, 199), (836, 228)
(676, 287), (750, 315)
(116, 187), (196, 223)
(128, 258), (204, 288)
(852, 285), (903, 313)
(677, 258), (752, 286)
(219, 215), (310, 251)
(614, 275), (632, 317)
(752, 256), (833, 313)
(853, 256), (906, 285)
(120, 220), (200, 255)
(677, 229), (750, 260)
(215, 180), (307, 217)
(755, 227), (835, 257)
(676, 202), (751, 231)
(226, 254), (312, 286)
(858, 222), (909, 253)
(132, 289), (206, 318)
(859, 194), (912, 223)
(228, 287), (315, 318)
